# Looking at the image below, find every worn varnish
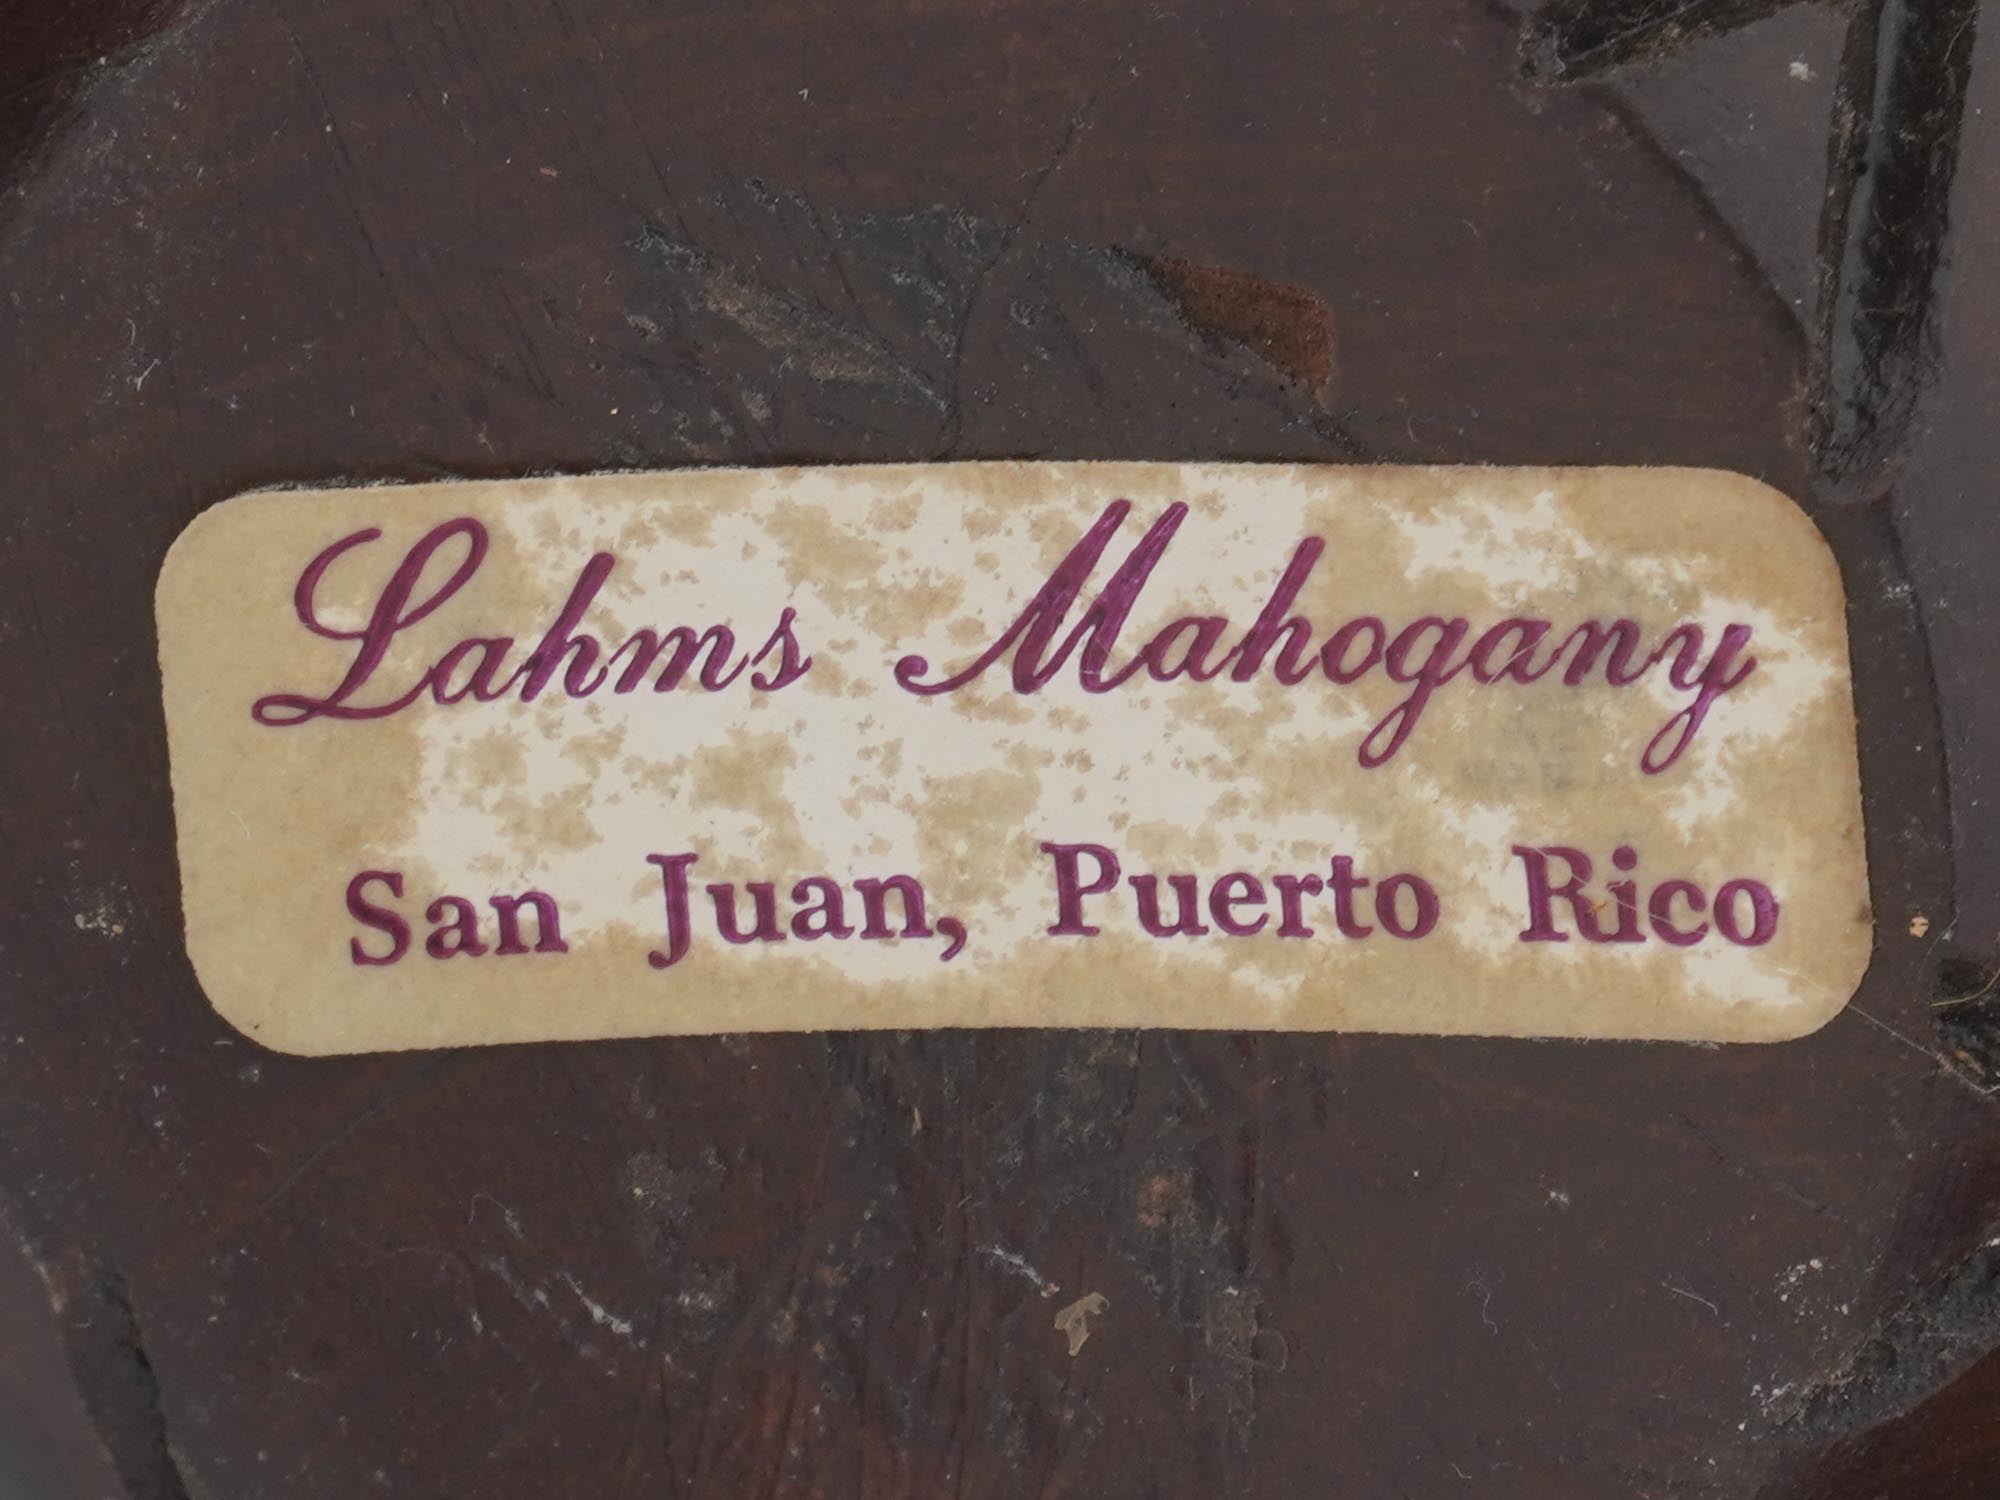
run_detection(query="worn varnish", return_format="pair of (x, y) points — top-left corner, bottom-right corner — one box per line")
(0, 1), (1994, 1497)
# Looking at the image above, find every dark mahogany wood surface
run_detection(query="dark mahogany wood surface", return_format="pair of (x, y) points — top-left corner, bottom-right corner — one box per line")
(1, 1), (1997, 1496)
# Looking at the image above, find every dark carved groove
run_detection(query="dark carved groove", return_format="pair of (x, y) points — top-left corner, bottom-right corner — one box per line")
(1521, 0), (1817, 84)
(1811, 0), (1980, 490)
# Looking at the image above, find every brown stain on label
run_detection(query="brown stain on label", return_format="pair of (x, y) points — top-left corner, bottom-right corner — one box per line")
(155, 462), (1869, 1054)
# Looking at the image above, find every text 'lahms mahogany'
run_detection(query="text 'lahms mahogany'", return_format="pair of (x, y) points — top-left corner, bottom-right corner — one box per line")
(156, 463), (1868, 1054)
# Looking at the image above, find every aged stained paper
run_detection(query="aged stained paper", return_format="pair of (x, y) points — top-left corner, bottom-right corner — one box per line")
(157, 463), (1869, 1054)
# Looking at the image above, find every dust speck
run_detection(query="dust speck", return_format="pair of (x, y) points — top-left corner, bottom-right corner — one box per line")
(1054, 1292), (1107, 1356)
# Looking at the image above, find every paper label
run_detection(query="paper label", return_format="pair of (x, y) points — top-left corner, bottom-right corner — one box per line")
(156, 463), (1869, 1054)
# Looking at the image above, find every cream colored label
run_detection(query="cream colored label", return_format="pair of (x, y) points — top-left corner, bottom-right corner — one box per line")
(157, 463), (1868, 1054)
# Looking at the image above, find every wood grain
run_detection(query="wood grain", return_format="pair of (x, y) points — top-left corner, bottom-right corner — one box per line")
(0, 1), (1992, 1496)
